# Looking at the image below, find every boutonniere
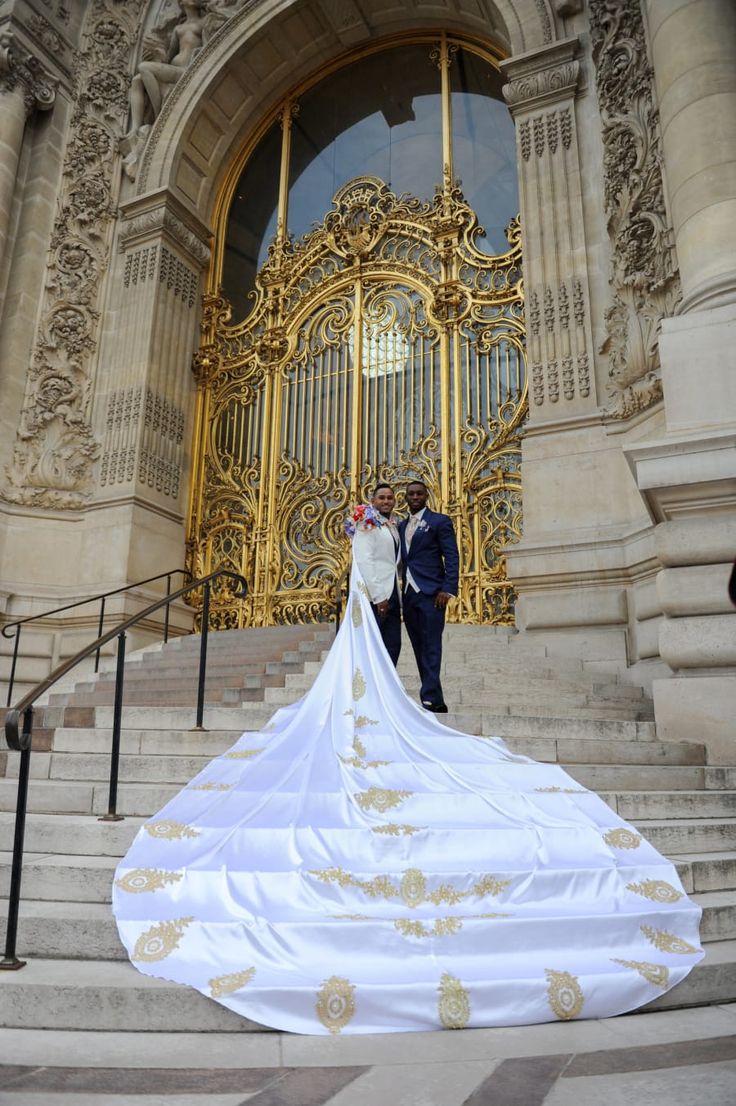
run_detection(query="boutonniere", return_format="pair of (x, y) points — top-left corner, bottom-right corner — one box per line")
(416, 519), (430, 533)
(345, 504), (384, 538)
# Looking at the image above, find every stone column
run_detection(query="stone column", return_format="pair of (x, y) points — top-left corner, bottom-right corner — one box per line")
(645, 0), (736, 314)
(0, 34), (55, 275)
(621, 0), (736, 759)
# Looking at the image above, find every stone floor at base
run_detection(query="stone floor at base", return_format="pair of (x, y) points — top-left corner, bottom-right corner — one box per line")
(1, 1005), (735, 1106)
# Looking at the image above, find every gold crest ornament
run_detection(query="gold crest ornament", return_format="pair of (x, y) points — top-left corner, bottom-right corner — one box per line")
(438, 972), (470, 1029)
(133, 917), (194, 962)
(545, 969), (584, 1020)
(316, 975), (356, 1034)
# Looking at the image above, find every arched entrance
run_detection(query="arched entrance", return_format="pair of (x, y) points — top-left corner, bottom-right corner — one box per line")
(187, 34), (525, 627)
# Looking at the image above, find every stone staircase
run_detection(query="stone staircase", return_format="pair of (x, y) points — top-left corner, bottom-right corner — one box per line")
(1, 623), (735, 1033)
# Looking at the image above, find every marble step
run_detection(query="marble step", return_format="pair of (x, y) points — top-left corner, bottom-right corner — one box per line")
(0, 813), (142, 857)
(4, 943), (730, 1033)
(3, 754), (712, 794)
(5, 850), (736, 905)
(0, 893), (731, 963)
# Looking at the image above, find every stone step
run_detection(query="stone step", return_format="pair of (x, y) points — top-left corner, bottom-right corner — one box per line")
(38, 705), (659, 742)
(676, 852), (736, 893)
(3, 753), (710, 793)
(43, 729), (705, 765)
(614, 791), (736, 821)
(0, 813), (142, 857)
(0, 893), (730, 964)
(0, 939), (733, 1033)
(6, 850), (736, 906)
(632, 819), (736, 856)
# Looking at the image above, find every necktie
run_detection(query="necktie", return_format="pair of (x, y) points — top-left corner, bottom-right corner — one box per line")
(406, 514), (419, 547)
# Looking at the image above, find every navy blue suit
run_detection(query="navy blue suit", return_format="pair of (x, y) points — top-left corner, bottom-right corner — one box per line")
(399, 509), (460, 709)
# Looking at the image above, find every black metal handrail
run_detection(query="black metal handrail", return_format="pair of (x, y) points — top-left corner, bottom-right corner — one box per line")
(2, 569), (191, 706)
(1, 568), (247, 971)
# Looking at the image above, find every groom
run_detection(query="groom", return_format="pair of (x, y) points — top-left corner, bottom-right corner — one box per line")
(399, 481), (459, 713)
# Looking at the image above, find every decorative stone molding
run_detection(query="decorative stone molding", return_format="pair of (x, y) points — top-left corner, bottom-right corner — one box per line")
(3, 1), (145, 510)
(100, 385), (184, 499)
(118, 202), (211, 268)
(0, 31), (56, 114)
(590, 0), (681, 420)
(502, 39), (579, 114)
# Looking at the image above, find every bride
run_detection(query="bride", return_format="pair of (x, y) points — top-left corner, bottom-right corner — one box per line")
(113, 506), (703, 1035)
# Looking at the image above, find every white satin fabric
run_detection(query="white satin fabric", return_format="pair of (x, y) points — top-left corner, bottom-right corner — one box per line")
(113, 563), (703, 1035)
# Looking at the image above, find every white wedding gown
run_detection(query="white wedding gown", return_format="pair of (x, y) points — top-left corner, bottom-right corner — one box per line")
(113, 563), (703, 1034)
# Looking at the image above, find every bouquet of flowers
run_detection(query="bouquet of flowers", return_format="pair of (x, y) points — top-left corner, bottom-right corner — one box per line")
(344, 504), (384, 538)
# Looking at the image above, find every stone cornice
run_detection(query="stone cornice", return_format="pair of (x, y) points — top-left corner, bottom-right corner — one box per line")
(119, 189), (212, 268)
(501, 36), (580, 113)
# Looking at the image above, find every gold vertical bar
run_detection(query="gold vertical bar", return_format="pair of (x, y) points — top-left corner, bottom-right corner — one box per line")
(341, 321), (349, 469)
(299, 357), (306, 465)
(350, 274), (363, 501)
(316, 349), (323, 474)
(276, 101), (294, 250)
(439, 34), (455, 195)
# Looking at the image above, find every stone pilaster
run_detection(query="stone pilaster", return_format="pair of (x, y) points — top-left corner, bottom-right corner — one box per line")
(502, 37), (596, 418)
(0, 32), (55, 274)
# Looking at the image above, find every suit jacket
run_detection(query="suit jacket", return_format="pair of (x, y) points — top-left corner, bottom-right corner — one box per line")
(399, 509), (459, 596)
(352, 521), (401, 604)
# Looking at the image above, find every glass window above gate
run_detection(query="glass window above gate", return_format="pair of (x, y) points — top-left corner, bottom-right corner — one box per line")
(222, 38), (517, 321)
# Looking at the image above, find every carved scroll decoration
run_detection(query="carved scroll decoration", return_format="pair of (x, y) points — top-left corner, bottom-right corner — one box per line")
(3, 1), (146, 509)
(0, 32), (57, 112)
(590, 0), (681, 419)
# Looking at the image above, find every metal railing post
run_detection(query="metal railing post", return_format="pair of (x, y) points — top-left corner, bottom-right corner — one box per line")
(194, 582), (210, 730)
(163, 574), (172, 644)
(6, 627), (20, 707)
(99, 632), (126, 822)
(0, 708), (33, 970)
(94, 596), (106, 674)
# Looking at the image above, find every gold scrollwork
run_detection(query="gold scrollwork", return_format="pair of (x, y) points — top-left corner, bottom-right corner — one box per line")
(188, 174), (525, 629)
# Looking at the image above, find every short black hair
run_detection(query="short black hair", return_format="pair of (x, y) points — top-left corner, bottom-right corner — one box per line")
(406, 480), (428, 492)
(372, 482), (394, 497)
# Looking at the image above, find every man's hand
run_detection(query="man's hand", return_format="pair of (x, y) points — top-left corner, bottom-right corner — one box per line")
(434, 591), (453, 609)
(376, 600), (389, 618)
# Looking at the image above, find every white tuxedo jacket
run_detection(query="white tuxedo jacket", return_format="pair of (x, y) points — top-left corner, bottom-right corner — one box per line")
(352, 522), (400, 604)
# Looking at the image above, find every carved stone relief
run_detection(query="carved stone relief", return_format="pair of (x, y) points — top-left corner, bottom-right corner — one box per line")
(3, 1), (146, 510)
(121, 0), (253, 180)
(590, 0), (681, 420)
(0, 32), (57, 112)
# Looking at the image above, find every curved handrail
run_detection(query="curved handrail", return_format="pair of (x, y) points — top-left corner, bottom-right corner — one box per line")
(0, 569), (190, 637)
(4, 569), (247, 752)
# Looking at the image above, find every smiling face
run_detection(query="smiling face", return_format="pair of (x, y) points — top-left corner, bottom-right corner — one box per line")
(406, 482), (428, 514)
(372, 486), (396, 517)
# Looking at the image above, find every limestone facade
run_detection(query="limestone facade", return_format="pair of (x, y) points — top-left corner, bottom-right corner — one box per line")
(0, 0), (733, 757)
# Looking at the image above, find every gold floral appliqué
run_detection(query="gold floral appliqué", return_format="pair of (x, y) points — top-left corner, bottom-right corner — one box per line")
(351, 598), (363, 627)
(545, 969), (584, 1020)
(372, 823), (424, 836)
(438, 972), (470, 1029)
(209, 967), (256, 998)
(115, 868), (182, 894)
(352, 667), (367, 700)
(224, 749), (263, 759)
(612, 958), (670, 989)
(604, 828), (642, 849)
(626, 879), (682, 903)
(355, 787), (411, 813)
(640, 926), (698, 955)
(316, 975), (356, 1034)
(133, 916), (194, 962)
(144, 820), (199, 840)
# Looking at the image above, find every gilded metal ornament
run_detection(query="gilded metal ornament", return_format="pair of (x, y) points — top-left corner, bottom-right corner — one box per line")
(188, 159), (525, 628)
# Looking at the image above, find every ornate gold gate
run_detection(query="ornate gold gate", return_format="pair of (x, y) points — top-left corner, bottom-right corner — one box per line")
(187, 40), (525, 628)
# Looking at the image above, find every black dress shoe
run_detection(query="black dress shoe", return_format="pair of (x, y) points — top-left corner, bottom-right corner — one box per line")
(422, 701), (448, 714)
